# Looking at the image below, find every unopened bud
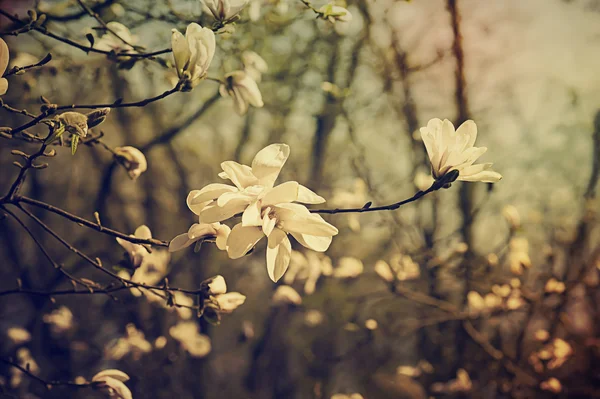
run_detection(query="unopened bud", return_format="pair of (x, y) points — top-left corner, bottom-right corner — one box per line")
(56, 112), (88, 137)
(86, 108), (110, 128)
(204, 275), (227, 295)
(113, 146), (147, 180)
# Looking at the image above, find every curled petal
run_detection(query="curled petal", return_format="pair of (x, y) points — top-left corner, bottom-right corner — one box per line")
(242, 200), (262, 226)
(169, 233), (195, 252)
(92, 369), (130, 383)
(220, 161), (258, 189)
(290, 232), (332, 252)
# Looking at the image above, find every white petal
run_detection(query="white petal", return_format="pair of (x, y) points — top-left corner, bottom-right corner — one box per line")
(220, 161), (258, 189)
(168, 233), (196, 252)
(0, 78), (7, 96)
(215, 224), (231, 250)
(226, 224), (264, 259)
(261, 181), (299, 206)
(134, 225), (152, 239)
(242, 200), (263, 226)
(266, 228), (291, 282)
(188, 223), (217, 239)
(171, 29), (189, 77)
(187, 184), (237, 214)
(456, 120), (478, 150)
(458, 170), (502, 183)
(276, 204), (339, 237)
(199, 200), (249, 223)
(296, 184), (326, 204)
(0, 38), (9, 77)
(290, 232), (332, 252)
(92, 369), (130, 383)
(251, 144), (290, 188)
(262, 212), (276, 236)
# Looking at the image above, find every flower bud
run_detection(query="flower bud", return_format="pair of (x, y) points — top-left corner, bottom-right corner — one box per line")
(114, 146), (147, 180)
(57, 112), (88, 138)
(317, 4), (352, 23)
(86, 108), (111, 128)
(206, 275), (227, 295)
(214, 292), (246, 313)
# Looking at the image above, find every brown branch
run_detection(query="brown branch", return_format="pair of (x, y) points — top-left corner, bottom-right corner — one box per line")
(0, 358), (92, 390)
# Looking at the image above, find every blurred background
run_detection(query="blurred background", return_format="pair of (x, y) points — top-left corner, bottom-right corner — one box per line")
(1, 0), (600, 397)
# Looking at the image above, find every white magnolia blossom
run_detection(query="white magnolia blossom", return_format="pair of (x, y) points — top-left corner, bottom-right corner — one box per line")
(95, 22), (137, 53)
(242, 50), (268, 82)
(116, 225), (152, 268)
(219, 70), (264, 115)
(207, 275), (227, 295)
(317, 4), (352, 23)
(0, 38), (9, 95)
(171, 23), (216, 90)
(92, 369), (132, 399)
(169, 222), (230, 252)
(190, 144), (336, 282)
(204, 0), (249, 22)
(114, 146), (147, 180)
(420, 118), (502, 183)
(214, 292), (246, 313)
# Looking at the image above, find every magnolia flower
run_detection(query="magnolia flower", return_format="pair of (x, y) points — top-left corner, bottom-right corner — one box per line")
(214, 292), (246, 313)
(171, 23), (215, 90)
(116, 225), (152, 268)
(169, 222), (230, 252)
(242, 50), (268, 82)
(206, 275), (227, 295)
(317, 4), (352, 23)
(95, 22), (137, 53)
(204, 0), (249, 22)
(420, 118), (502, 183)
(219, 70), (264, 115)
(92, 369), (132, 399)
(114, 146), (147, 180)
(186, 143), (337, 282)
(1, 38), (9, 95)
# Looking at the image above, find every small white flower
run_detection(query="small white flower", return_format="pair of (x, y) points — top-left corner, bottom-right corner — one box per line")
(0, 38), (9, 95)
(171, 23), (216, 90)
(420, 118), (502, 183)
(219, 70), (264, 115)
(214, 292), (246, 313)
(168, 222), (230, 252)
(242, 51), (268, 82)
(92, 369), (132, 399)
(116, 225), (152, 268)
(114, 146), (147, 180)
(203, 0), (249, 22)
(207, 275), (227, 295)
(95, 22), (137, 53)
(317, 4), (352, 23)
